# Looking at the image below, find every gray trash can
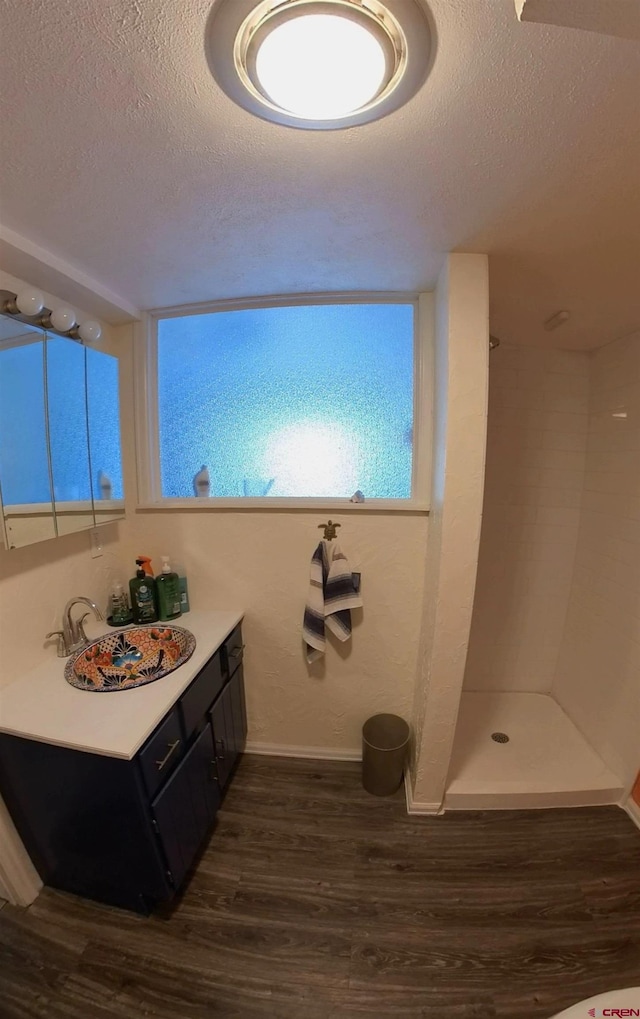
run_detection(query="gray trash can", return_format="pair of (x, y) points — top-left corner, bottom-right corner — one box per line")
(362, 714), (410, 796)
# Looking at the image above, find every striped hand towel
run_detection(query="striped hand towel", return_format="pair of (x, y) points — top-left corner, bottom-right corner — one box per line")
(303, 540), (363, 663)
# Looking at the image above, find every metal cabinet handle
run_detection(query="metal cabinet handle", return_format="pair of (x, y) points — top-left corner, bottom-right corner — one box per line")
(230, 644), (245, 658)
(216, 737), (226, 760)
(155, 739), (180, 771)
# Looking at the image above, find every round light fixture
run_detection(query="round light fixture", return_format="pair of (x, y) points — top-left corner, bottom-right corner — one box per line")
(15, 287), (45, 317)
(50, 306), (77, 333)
(206, 0), (433, 130)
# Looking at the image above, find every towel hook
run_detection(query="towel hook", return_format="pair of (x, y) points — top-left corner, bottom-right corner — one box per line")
(318, 520), (341, 541)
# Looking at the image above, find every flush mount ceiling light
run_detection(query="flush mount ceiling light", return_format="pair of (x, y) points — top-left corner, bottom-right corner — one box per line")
(206, 0), (433, 130)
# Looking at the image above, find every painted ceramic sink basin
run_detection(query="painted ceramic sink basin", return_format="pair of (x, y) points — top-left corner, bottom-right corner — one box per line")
(65, 625), (196, 692)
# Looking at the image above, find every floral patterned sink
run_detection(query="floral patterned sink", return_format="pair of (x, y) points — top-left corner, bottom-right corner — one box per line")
(65, 625), (196, 692)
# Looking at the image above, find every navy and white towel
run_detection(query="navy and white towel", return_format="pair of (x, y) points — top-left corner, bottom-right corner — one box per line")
(303, 540), (362, 664)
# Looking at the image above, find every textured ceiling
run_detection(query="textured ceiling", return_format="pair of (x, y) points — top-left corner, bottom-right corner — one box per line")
(0, 0), (639, 349)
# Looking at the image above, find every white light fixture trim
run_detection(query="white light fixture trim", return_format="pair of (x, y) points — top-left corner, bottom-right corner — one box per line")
(254, 13), (387, 120)
(206, 0), (433, 130)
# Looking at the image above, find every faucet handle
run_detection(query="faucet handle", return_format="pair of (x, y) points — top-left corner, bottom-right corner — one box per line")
(46, 630), (68, 658)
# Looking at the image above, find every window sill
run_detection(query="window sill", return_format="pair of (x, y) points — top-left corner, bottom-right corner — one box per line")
(136, 498), (430, 514)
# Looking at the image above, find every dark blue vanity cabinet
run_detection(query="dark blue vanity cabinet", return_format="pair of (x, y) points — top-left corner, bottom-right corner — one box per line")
(0, 625), (247, 913)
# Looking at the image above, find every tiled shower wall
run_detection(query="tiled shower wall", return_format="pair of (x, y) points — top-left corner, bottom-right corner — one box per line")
(464, 345), (589, 692)
(553, 331), (640, 789)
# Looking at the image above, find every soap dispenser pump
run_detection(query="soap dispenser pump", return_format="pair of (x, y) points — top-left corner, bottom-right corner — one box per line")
(156, 556), (182, 622)
(129, 559), (158, 624)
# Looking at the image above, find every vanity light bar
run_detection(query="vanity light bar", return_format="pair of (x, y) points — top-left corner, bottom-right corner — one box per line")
(0, 289), (102, 344)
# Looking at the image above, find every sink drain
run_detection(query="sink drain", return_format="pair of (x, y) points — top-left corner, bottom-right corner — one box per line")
(491, 732), (510, 744)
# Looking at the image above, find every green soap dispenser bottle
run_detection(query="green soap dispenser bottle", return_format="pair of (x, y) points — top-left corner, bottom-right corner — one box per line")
(129, 559), (158, 624)
(156, 556), (182, 622)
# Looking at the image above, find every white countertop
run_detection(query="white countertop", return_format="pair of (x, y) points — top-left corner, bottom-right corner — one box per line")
(0, 609), (244, 760)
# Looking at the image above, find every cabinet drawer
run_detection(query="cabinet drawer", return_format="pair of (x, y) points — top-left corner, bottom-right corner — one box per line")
(179, 652), (223, 739)
(139, 708), (183, 798)
(221, 624), (244, 679)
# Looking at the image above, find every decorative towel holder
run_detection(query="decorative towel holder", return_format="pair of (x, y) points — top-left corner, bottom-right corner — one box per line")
(318, 520), (341, 541)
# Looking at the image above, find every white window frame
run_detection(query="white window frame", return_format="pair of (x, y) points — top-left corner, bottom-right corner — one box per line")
(134, 292), (433, 512)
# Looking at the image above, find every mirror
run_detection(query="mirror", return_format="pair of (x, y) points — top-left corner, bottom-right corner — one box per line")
(0, 319), (56, 548)
(86, 346), (125, 526)
(0, 315), (125, 549)
(47, 334), (95, 536)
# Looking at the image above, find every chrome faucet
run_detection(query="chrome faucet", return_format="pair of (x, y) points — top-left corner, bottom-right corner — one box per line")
(46, 596), (104, 658)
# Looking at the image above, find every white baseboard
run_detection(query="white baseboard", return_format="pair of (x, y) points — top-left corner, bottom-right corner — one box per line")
(245, 740), (361, 762)
(403, 772), (443, 815)
(444, 786), (622, 811)
(623, 797), (640, 831)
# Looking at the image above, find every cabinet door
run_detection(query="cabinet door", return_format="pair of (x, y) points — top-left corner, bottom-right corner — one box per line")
(152, 725), (219, 890)
(229, 664), (247, 755)
(189, 721), (221, 839)
(210, 687), (234, 789)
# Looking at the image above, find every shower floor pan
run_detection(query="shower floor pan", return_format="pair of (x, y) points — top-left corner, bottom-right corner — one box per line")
(444, 692), (624, 810)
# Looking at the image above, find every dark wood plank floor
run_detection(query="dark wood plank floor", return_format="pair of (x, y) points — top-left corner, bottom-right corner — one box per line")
(1, 756), (639, 1019)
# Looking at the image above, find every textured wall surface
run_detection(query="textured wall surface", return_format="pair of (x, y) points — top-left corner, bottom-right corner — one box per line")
(0, 2), (639, 349)
(0, 525), (124, 684)
(411, 254), (489, 808)
(553, 331), (640, 790)
(121, 511), (428, 753)
(464, 345), (589, 693)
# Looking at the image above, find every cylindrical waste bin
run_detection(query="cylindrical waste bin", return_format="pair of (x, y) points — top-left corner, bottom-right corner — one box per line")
(362, 714), (410, 796)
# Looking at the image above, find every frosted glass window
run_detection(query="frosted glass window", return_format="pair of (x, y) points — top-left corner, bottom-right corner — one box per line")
(157, 302), (414, 500)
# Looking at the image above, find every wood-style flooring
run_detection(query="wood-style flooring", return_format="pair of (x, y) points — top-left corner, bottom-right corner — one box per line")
(0, 755), (639, 1018)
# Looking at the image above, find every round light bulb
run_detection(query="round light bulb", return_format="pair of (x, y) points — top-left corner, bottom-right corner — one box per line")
(78, 319), (102, 343)
(255, 14), (387, 120)
(50, 306), (77, 333)
(15, 287), (45, 317)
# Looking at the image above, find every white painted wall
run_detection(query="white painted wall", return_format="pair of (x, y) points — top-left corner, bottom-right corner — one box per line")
(410, 254), (489, 810)
(464, 345), (589, 692)
(120, 512), (428, 755)
(553, 330), (640, 792)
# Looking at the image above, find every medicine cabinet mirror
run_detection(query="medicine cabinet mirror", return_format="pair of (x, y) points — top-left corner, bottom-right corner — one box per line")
(0, 315), (124, 550)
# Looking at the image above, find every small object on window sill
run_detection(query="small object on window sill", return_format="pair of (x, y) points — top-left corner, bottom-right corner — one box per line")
(350, 490), (365, 503)
(98, 470), (112, 500)
(193, 465), (210, 497)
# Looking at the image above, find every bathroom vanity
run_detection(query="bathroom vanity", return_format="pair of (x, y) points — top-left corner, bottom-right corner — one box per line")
(0, 610), (245, 912)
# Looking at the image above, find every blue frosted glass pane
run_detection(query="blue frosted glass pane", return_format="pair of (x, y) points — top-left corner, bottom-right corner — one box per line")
(158, 303), (414, 499)
(0, 340), (51, 505)
(47, 337), (92, 503)
(86, 348), (124, 501)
